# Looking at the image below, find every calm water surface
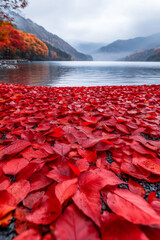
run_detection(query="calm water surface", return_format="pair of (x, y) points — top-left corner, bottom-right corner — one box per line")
(0, 61), (160, 87)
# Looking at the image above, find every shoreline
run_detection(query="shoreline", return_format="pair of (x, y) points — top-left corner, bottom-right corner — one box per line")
(0, 59), (30, 69)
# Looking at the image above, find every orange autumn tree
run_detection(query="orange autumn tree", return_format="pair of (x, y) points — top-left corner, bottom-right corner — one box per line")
(18, 30), (49, 60)
(0, 21), (26, 59)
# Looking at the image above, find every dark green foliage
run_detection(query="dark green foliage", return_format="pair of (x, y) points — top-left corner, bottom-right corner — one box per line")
(44, 42), (72, 61)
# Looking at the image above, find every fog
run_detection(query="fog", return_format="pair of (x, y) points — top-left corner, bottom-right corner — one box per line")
(22, 0), (160, 45)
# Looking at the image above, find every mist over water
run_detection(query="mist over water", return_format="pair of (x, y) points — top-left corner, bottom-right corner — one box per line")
(0, 61), (160, 87)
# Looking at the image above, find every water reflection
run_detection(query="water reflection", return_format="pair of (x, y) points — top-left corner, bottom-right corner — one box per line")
(0, 62), (73, 86)
(0, 61), (160, 87)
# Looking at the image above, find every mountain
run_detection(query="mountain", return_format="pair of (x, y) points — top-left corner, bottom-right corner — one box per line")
(10, 11), (92, 61)
(73, 42), (105, 54)
(122, 47), (160, 61)
(44, 42), (72, 61)
(97, 33), (160, 61)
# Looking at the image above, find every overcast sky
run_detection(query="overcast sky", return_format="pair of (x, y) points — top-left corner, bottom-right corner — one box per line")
(22, 0), (160, 45)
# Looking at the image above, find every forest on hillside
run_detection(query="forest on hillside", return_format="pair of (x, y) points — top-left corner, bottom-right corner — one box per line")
(0, 21), (72, 61)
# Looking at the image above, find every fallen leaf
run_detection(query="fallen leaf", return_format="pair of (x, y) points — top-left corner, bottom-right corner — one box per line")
(55, 178), (78, 204)
(55, 204), (100, 240)
(23, 191), (45, 209)
(132, 152), (160, 175)
(26, 198), (61, 225)
(53, 142), (71, 156)
(0, 140), (31, 160)
(8, 180), (30, 204)
(72, 188), (101, 226)
(101, 211), (149, 240)
(2, 158), (29, 175)
(13, 228), (42, 240)
(0, 190), (16, 218)
(128, 178), (146, 197)
(103, 188), (160, 225)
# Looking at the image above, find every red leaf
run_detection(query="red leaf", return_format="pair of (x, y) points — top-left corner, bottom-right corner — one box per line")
(22, 147), (49, 160)
(128, 178), (146, 197)
(26, 198), (61, 225)
(53, 142), (71, 156)
(43, 233), (55, 240)
(151, 200), (160, 215)
(103, 188), (160, 225)
(36, 123), (51, 132)
(50, 127), (65, 138)
(76, 158), (89, 172)
(141, 226), (160, 240)
(78, 149), (97, 163)
(41, 143), (54, 154)
(0, 179), (10, 191)
(13, 228), (41, 240)
(55, 178), (78, 204)
(131, 142), (156, 157)
(69, 163), (80, 176)
(55, 204), (100, 240)
(16, 162), (41, 181)
(23, 191), (45, 209)
(82, 137), (114, 150)
(81, 116), (98, 124)
(72, 163), (123, 226)
(103, 124), (115, 133)
(82, 137), (103, 148)
(35, 132), (46, 144)
(101, 212), (149, 240)
(116, 123), (130, 134)
(0, 140), (30, 160)
(148, 191), (157, 203)
(72, 188), (101, 226)
(110, 162), (121, 175)
(132, 152), (160, 175)
(95, 139), (114, 151)
(30, 174), (53, 192)
(81, 121), (94, 126)
(2, 158), (29, 175)
(79, 168), (123, 192)
(99, 139), (114, 146)
(0, 190), (16, 218)
(8, 180), (30, 204)
(46, 166), (72, 182)
(121, 162), (150, 180)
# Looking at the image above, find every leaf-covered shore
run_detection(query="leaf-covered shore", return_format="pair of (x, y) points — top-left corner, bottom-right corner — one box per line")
(0, 83), (160, 239)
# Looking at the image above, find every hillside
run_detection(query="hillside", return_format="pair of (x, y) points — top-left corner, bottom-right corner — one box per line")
(97, 33), (160, 60)
(44, 42), (72, 61)
(0, 20), (72, 61)
(11, 11), (92, 61)
(122, 47), (160, 61)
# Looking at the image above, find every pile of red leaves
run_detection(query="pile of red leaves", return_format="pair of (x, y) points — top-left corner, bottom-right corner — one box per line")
(0, 83), (160, 240)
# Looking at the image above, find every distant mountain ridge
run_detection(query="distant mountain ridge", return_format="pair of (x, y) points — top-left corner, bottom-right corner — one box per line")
(97, 33), (160, 61)
(122, 47), (160, 61)
(11, 11), (92, 61)
(73, 42), (105, 54)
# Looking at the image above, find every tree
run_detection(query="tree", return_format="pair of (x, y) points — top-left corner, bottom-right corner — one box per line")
(0, 21), (26, 59)
(18, 30), (49, 60)
(0, 0), (28, 21)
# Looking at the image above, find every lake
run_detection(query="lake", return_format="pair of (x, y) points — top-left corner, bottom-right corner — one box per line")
(0, 61), (160, 87)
